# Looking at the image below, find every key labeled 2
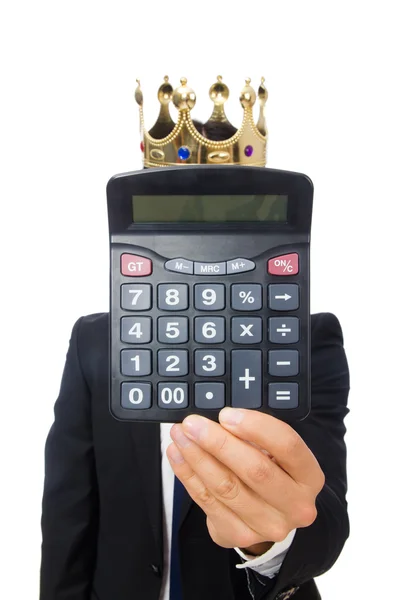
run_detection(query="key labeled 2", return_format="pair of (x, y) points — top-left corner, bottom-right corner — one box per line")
(158, 350), (188, 376)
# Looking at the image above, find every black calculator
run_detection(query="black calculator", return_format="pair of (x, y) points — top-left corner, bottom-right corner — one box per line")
(107, 166), (313, 423)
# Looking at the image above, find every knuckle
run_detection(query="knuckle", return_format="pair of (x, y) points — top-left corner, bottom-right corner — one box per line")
(295, 502), (318, 527)
(236, 532), (262, 550)
(283, 430), (301, 456)
(196, 486), (216, 507)
(316, 469), (326, 492)
(214, 475), (240, 500)
(269, 523), (290, 543)
(246, 459), (275, 484)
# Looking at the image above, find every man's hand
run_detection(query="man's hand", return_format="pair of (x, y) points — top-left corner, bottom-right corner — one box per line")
(167, 408), (325, 555)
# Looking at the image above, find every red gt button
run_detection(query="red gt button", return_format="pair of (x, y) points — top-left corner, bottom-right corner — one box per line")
(268, 253), (299, 276)
(121, 254), (152, 277)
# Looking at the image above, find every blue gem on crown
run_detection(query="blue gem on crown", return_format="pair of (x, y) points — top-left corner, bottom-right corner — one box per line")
(178, 146), (191, 161)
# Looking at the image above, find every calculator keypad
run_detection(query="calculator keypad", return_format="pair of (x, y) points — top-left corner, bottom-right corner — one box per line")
(114, 251), (307, 417)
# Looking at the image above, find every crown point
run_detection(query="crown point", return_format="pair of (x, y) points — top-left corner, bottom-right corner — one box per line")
(217, 75), (223, 82)
(158, 78), (173, 104)
(173, 79), (196, 110)
(164, 75), (169, 82)
(135, 80), (143, 106)
(209, 77), (229, 106)
(240, 80), (256, 108)
(258, 77), (268, 105)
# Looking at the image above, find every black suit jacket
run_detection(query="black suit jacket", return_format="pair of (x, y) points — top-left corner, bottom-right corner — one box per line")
(40, 312), (349, 600)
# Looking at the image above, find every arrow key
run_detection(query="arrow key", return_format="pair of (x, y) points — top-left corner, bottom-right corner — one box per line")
(268, 284), (299, 311)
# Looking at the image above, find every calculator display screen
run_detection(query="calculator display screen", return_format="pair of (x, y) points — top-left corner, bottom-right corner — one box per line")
(131, 195), (288, 223)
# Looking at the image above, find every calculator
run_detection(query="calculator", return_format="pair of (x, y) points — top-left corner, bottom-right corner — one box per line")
(107, 165), (313, 423)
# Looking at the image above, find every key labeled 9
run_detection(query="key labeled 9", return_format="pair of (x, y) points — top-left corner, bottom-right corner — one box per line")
(194, 284), (225, 311)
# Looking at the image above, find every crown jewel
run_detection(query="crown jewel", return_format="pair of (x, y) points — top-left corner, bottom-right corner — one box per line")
(135, 76), (268, 168)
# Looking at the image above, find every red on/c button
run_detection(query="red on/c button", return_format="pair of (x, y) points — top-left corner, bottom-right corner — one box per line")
(121, 254), (152, 277)
(268, 253), (299, 276)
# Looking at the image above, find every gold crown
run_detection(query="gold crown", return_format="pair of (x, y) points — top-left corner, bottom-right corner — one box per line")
(135, 76), (268, 168)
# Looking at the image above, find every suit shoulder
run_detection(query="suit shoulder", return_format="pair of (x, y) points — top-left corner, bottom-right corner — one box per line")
(78, 312), (109, 338)
(310, 312), (349, 392)
(72, 313), (109, 382)
(311, 312), (344, 346)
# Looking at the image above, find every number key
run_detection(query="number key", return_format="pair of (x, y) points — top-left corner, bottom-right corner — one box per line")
(194, 317), (225, 344)
(121, 284), (152, 311)
(121, 317), (152, 344)
(158, 382), (188, 409)
(194, 350), (225, 376)
(194, 284), (225, 311)
(158, 350), (188, 376)
(121, 382), (152, 409)
(157, 317), (189, 344)
(158, 284), (188, 311)
(121, 349), (152, 376)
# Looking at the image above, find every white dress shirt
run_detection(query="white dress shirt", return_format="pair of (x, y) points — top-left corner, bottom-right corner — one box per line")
(159, 423), (295, 600)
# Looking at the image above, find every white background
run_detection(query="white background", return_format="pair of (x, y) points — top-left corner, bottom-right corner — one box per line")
(1, 1), (396, 598)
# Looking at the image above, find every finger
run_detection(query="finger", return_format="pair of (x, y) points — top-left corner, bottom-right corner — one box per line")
(179, 414), (320, 499)
(169, 426), (296, 537)
(166, 441), (279, 548)
(218, 408), (323, 489)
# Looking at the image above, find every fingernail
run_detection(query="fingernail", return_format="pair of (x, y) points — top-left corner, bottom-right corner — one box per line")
(183, 415), (208, 440)
(171, 425), (191, 448)
(168, 444), (185, 464)
(219, 407), (244, 425)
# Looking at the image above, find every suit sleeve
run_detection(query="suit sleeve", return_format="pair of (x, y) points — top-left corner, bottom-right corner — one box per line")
(246, 312), (350, 599)
(40, 318), (99, 600)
